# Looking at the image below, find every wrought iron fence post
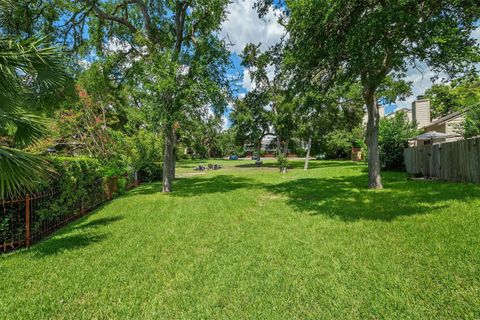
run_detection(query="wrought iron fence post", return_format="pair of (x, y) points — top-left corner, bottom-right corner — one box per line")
(25, 194), (31, 247)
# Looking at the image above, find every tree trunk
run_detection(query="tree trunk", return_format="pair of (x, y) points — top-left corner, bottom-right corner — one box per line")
(282, 139), (289, 157)
(162, 124), (174, 192)
(364, 88), (383, 189)
(276, 135), (281, 156)
(256, 141), (261, 160)
(304, 137), (312, 171)
(169, 130), (176, 182)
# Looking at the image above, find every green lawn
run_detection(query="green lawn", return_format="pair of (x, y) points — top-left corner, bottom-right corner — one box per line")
(1, 160), (480, 319)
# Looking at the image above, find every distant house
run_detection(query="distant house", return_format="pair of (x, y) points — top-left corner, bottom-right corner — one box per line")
(409, 96), (465, 146)
(362, 105), (385, 126)
(385, 107), (413, 122)
(244, 134), (277, 157)
(422, 111), (465, 137)
(361, 96), (466, 147)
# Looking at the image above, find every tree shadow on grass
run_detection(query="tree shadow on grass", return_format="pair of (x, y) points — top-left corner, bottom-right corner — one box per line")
(125, 183), (163, 197)
(171, 175), (256, 197)
(25, 214), (123, 257)
(267, 172), (480, 222)
(30, 233), (108, 257)
(74, 216), (123, 230)
(234, 160), (362, 170)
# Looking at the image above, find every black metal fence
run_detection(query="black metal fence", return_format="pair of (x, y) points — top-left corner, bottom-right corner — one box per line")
(0, 174), (139, 253)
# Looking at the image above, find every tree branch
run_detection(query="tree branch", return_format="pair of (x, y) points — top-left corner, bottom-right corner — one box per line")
(133, 0), (155, 41)
(87, 0), (138, 34)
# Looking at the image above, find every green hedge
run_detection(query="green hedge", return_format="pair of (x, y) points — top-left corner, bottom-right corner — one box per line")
(32, 157), (103, 233)
(2, 156), (160, 247)
(32, 157), (135, 234)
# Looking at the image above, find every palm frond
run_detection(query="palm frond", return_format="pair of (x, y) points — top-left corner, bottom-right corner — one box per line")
(0, 18), (65, 199)
(0, 147), (53, 200)
(0, 108), (48, 146)
(0, 35), (67, 96)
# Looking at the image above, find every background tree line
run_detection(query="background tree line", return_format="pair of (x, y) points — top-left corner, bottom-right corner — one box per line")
(0, 0), (479, 197)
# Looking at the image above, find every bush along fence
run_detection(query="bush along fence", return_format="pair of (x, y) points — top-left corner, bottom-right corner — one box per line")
(0, 157), (144, 253)
(404, 137), (480, 183)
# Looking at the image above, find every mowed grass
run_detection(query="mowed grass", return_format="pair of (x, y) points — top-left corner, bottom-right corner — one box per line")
(1, 160), (480, 319)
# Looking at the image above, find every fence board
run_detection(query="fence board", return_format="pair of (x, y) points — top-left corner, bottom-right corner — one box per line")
(404, 137), (480, 183)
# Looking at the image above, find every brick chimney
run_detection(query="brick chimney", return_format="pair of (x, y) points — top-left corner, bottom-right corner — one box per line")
(412, 96), (431, 128)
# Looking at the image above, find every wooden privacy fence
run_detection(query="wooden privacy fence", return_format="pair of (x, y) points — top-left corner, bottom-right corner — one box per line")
(404, 137), (480, 183)
(0, 173), (140, 253)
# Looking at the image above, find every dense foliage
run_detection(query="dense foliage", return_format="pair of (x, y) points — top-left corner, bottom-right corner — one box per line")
(379, 113), (419, 171)
(282, 0), (480, 188)
(463, 105), (480, 138)
(323, 127), (365, 160)
(425, 74), (480, 138)
(32, 156), (139, 233)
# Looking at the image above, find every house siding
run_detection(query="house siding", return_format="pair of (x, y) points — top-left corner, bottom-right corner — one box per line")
(412, 99), (431, 128)
(446, 116), (464, 135)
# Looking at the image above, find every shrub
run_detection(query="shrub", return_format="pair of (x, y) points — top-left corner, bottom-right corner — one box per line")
(33, 157), (105, 232)
(138, 162), (163, 182)
(323, 127), (364, 159)
(295, 148), (307, 158)
(116, 176), (128, 195)
(379, 112), (419, 171)
(109, 129), (163, 180)
(31, 157), (141, 233)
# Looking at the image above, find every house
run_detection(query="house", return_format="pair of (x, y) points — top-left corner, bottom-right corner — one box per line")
(361, 95), (466, 147)
(409, 96), (465, 146)
(385, 107), (412, 122)
(421, 111), (465, 138)
(362, 105), (385, 126)
(244, 134), (277, 157)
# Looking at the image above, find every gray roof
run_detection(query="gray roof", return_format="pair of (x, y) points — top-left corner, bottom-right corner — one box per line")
(422, 111), (465, 129)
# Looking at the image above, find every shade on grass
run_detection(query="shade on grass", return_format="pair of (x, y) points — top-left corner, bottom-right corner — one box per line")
(1, 160), (479, 319)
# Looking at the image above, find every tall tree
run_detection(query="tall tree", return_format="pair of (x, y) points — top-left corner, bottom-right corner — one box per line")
(294, 84), (364, 169)
(60, 0), (231, 192)
(241, 43), (294, 158)
(230, 92), (271, 159)
(283, 0), (479, 188)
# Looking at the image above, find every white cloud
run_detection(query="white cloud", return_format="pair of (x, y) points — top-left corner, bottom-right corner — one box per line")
(221, 115), (230, 131)
(242, 69), (255, 91)
(396, 63), (439, 109)
(220, 0), (285, 93)
(471, 26), (480, 42)
(240, 59), (276, 93)
(104, 37), (132, 53)
(220, 0), (285, 55)
(78, 59), (91, 70)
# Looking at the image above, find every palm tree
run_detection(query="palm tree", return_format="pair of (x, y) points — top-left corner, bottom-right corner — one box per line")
(0, 34), (66, 199)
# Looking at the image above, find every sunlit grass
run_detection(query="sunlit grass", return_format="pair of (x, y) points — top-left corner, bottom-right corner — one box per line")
(1, 160), (479, 319)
